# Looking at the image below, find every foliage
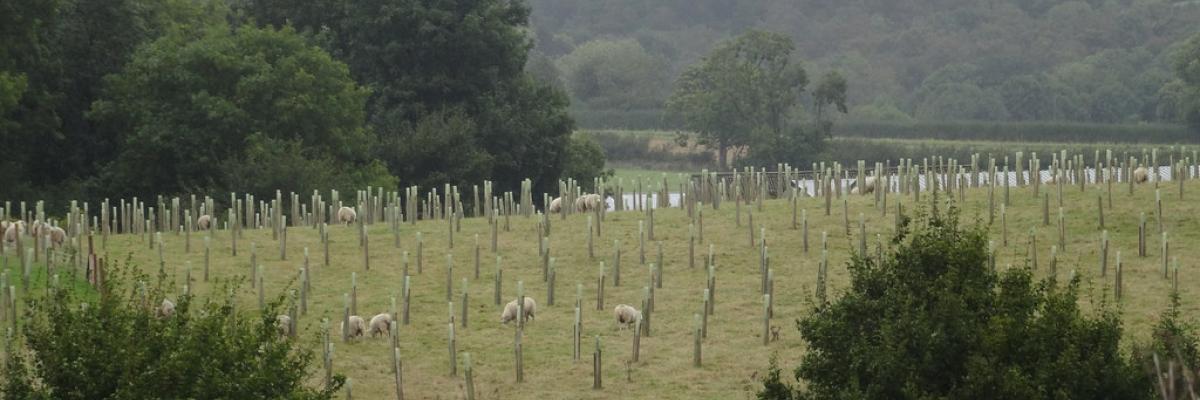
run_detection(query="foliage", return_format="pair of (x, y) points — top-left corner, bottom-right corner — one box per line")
(372, 110), (494, 191)
(812, 71), (848, 136)
(786, 203), (1152, 399)
(240, 0), (577, 195)
(1, 264), (343, 399)
(561, 134), (613, 191)
(1144, 293), (1200, 368)
(557, 38), (670, 109)
(532, 0), (1200, 126)
(666, 30), (822, 169)
(756, 354), (797, 400)
(90, 23), (386, 199)
(1174, 32), (1200, 131)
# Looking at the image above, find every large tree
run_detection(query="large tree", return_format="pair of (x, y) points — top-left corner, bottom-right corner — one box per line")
(666, 30), (821, 169)
(1174, 32), (1200, 132)
(236, 0), (578, 195)
(90, 24), (392, 198)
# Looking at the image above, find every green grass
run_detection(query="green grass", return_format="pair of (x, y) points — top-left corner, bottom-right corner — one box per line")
(1, 249), (97, 303)
(609, 167), (690, 189)
(34, 177), (1200, 399)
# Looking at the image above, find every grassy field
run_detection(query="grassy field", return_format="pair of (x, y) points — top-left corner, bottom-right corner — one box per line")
(28, 176), (1200, 399)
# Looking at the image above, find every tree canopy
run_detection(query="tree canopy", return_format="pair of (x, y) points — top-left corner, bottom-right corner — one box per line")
(667, 30), (837, 169)
(531, 0), (1200, 129)
(1, 0), (600, 207)
(90, 24), (391, 199)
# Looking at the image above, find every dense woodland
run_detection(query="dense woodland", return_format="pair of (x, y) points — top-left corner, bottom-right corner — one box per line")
(0, 0), (606, 207)
(529, 0), (1200, 128)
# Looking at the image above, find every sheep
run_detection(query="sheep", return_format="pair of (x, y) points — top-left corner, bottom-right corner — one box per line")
(1134, 166), (1150, 184)
(340, 315), (367, 338)
(2, 223), (15, 244)
(849, 176), (877, 195)
(156, 299), (176, 319)
(276, 315), (293, 337)
(613, 304), (641, 330)
(500, 297), (537, 324)
(337, 206), (357, 225)
(29, 220), (44, 237)
(48, 226), (66, 247)
(3, 221), (26, 244)
(196, 214), (211, 230)
(368, 313), (393, 337)
(548, 197), (563, 214)
(575, 194), (603, 212)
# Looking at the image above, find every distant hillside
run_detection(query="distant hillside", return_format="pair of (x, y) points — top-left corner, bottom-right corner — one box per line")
(528, 0), (1200, 125)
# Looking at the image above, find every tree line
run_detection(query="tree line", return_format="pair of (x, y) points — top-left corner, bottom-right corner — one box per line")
(529, 0), (1200, 129)
(0, 0), (608, 208)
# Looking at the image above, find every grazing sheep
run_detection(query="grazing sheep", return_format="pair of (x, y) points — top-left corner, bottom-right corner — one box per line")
(500, 297), (537, 324)
(849, 176), (877, 195)
(156, 299), (176, 319)
(1134, 166), (1150, 184)
(3, 221), (25, 244)
(2, 223), (14, 244)
(340, 315), (367, 338)
(276, 315), (293, 337)
(368, 313), (393, 337)
(196, 214), (211, 230)
(613, 304), (641, 330)
(29, 220), (44, 237)
(575, 194), (603, 212)
(548, 197), (563, 214)
(48, 226), (66, 247)
(337, 206), (357, 225)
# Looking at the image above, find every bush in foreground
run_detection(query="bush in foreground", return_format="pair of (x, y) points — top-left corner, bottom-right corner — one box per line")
(761, 203), (1152, 399)
(2, 266), (342, 399)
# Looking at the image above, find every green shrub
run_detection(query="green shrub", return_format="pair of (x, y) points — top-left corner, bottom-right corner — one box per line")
(561, 134), (613, 192)
(767, 201), (1152, 400)
(1, 264), (343, 399)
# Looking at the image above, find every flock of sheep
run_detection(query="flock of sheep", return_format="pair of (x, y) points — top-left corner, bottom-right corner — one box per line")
(547, 193), (604, 214)
(5, 198), (635, 342)
(2, 220), (67, 247)
(0, 165), (1156, 343)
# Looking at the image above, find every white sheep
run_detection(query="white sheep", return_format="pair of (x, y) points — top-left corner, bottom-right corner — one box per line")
(48, 226), (66, 247)
(500, 297), (537, 324)
(276, 315), (293, 337)
(340, 315), (367, 338)
(29, 220), (44, 237)
(613, 304), (641, 330)
(156, 299), (176, 319)
(2, 222), (15, 244)
(368, 313), (393, 337)
(575, 193), (603, 212)
(548, 197), (563, 214)
(850, 176), (877, 195)
(1133, 166), (1149, 183)
(196, 214), (212, 230)
(337, 206), (357, 225)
